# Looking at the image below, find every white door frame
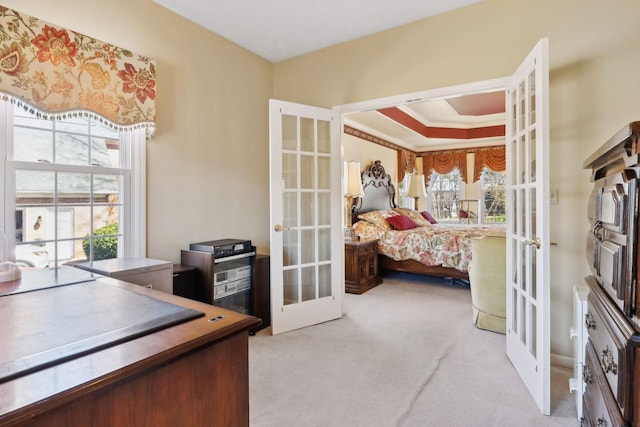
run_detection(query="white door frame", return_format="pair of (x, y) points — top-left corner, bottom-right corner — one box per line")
(336, 68), (549, 413)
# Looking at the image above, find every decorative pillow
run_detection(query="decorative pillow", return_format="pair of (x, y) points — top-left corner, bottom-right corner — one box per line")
(420, 211), (438, 224)
(357, 210), (399, 231)
(393, 208), (432, 227)
(387, 215), (418, 231)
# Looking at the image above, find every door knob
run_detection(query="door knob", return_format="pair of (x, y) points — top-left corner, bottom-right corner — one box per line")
(274, 224), (290, 232)
(523, 237), (541, 249)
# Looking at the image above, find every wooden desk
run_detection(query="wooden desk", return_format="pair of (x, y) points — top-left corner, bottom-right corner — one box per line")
(0, 267), (260, 427)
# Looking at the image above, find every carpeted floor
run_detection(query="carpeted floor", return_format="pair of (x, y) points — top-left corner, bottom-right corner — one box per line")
(249, 272), (577, 427)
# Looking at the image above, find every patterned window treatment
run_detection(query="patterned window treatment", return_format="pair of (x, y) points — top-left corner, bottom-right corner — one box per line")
(0, 7), (156, 135)
(421, 150), (467, 185)
(397, 149), (416, 182)
(473, 146), (506, 182)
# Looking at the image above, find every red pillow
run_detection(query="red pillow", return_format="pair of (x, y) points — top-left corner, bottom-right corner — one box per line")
(387, 215), (417, 230)
(420, 211), (437, 224)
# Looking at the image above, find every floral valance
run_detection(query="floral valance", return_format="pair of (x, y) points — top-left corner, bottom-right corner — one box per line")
(473, 146), (506, 182)
(0, 7), (156, 134)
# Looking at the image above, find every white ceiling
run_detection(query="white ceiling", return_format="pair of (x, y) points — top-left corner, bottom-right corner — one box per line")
(152, 0), (503, 151)
(152, 0), (484, 63)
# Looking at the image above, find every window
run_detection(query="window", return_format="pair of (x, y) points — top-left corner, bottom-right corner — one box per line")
(428, 169), (462, 222)
(481, 169), (506, 223)
(1, 102), (146, 268)
(397, 173), (412, 208)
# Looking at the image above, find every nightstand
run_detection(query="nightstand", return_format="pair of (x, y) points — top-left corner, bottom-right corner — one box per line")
(344, 239), (382, 294)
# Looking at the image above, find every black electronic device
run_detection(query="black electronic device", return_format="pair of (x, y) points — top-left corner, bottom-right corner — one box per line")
(189, 238), (253, 259)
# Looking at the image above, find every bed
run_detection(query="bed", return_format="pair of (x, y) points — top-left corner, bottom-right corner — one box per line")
(351, 160), (506, 280)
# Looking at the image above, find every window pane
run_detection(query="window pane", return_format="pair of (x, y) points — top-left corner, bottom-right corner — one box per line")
(317, 120), (330, 154)
(300, 192), (314, 226)
(55, 116), (88, 134)
(301, 266), (316, 302)
(300, 117), (314, 152)
(429, 169), (461, 222)
(318, 264), (331, 298)
(58, 172), (91, 199)
(15, 170), (54, 204)
(481, 169), (506, 223)
(56, 133), (89, 165)
(93, 174), (121, 204)
(300, 155), (314, 189)
(283, 268), (299, 305)
(14, 127), (53, 162)
(282, 115), (297, 151)
(94, 137), (120, 168)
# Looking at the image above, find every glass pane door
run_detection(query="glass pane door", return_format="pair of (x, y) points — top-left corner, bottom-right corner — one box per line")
(269, 100), (342, 335)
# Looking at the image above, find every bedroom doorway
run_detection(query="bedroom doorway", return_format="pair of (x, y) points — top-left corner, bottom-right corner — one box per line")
(338, 38), (550, 414)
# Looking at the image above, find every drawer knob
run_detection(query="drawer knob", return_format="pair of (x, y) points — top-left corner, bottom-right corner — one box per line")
(596, 416), (607, 427)
(585, 312), (596, 329)
(600, 346), (618, 375)
(582, 364), (592, 384)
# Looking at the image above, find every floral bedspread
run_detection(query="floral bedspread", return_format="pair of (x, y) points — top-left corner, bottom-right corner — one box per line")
(353, 221), (506, 272)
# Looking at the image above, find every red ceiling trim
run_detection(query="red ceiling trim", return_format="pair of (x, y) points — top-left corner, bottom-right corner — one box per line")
(377, 107), (505, 139)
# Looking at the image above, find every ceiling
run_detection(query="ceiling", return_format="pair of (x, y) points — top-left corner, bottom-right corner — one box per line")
(152, 0), (504, 152)
(152, 0), (485, 63)
(344, 91), (506, 152)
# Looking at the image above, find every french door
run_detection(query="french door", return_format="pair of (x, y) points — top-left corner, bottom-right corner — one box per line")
(268, 99), (343, 335)
(505, 38), (550, 415)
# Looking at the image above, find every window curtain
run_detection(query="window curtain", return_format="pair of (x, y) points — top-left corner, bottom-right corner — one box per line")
(0, 7), (156, 135)
(473, 146), (506, 182)
(421, 150), (467, 185)
(120, 128), (147, 258)
(398, 149), (416, 182)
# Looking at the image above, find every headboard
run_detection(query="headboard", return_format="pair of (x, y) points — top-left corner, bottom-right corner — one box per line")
(352, 160), (397, 222)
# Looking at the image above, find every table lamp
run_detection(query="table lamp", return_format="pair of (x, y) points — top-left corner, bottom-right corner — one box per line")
(344, 161), (364, 241)
(407, 173), (427, 210)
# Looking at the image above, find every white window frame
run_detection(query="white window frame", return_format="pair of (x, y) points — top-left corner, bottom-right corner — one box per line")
(427, 168), (464, 222)
(0, 101), (146, 265)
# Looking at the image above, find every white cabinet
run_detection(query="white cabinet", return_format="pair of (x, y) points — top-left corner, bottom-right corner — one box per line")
(569, 284), (589, 420)
(75, 258), (173, 294)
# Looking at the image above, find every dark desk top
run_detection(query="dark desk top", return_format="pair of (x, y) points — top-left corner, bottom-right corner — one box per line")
(0, 267), (260, 425)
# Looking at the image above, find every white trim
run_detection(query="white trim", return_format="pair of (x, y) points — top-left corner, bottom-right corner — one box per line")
(338, 78), (510, 114)
(551, 353), (573, 370)
(120, 129), (146, 258)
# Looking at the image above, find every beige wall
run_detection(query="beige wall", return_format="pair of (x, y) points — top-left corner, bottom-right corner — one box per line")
(342, 133), (397, 188)
(273, 0), (640, 359)
(1, 0), (274, 258)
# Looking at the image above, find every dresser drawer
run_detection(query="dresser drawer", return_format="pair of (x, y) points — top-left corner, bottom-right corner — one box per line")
(586, 293), (626, 411)
(583, 339), (626, 427)
(586, 276), (637, 421)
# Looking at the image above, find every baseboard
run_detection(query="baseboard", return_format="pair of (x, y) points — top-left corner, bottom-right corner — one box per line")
(551, 353), (573, 370)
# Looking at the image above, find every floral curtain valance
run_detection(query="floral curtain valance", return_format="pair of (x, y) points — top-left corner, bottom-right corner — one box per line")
(0, 7), (156, 134)
(473, 146), (506, 182)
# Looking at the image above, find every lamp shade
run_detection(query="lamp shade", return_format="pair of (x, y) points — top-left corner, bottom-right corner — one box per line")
(407, 174), (427, 198)
(344, 161), (364, 197)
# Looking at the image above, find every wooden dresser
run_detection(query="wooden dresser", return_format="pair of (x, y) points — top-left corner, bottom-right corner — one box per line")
(344, 239), (382, 294)
(0, 267), (260, 426)
(582, 122), (640, 426)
